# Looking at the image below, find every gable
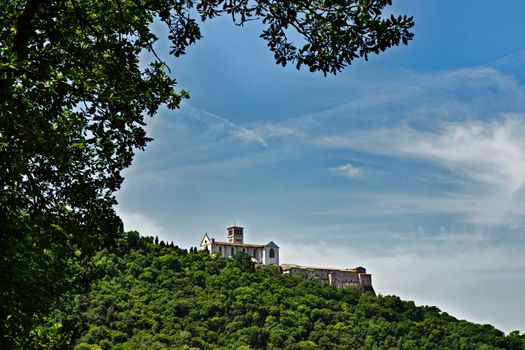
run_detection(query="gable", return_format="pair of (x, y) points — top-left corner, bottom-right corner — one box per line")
(200, 233), (212, 247)
(265, 241), (279, 248)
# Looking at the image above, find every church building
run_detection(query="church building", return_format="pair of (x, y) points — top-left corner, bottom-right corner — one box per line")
(199, 226), (279, 266)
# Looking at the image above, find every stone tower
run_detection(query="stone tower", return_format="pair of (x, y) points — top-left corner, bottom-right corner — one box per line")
(227, 225), (244, 244)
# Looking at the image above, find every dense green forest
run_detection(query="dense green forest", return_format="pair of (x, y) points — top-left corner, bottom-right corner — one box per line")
(30, 232), (525, 349)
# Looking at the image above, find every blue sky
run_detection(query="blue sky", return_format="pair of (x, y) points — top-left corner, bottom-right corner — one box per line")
(117, 1), (525, 333)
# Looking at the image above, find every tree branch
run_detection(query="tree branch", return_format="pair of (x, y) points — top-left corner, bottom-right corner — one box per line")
(13, 0), (45, 59)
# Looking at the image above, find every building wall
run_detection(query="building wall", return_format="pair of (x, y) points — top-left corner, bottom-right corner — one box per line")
(303, 269), (360, 287)
(330, 270), (360, 288)
(201, 235), (373, 293)
(358, 273), (372, 287)
(282, 266), (374, 294)
(262, 246), (279, 266)
(199, 231), (279, 266)
(202, 241), (272, 265)
(209, 244), (263, 259)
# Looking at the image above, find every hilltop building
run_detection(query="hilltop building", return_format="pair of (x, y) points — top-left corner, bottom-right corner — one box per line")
(280, 264), (375, 295)
(199, 224), (374, 294)
(199, 226), (279, 266)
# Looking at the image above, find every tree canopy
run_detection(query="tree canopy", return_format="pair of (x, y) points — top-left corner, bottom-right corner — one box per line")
(0, 0), (413, 346)
(36, 234), (525, 349)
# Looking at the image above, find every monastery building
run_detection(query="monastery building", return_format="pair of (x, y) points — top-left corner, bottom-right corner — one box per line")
(200, 226), (279, 266)
(199, 224), (374, 294)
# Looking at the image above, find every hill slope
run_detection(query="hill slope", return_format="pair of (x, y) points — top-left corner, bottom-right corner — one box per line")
(50, 232), (525, 349)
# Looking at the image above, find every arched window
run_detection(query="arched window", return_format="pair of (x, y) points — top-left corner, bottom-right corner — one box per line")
(269, 248), (275, 258)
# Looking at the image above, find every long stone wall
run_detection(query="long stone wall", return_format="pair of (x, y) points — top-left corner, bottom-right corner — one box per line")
(280, 264), (375, 295)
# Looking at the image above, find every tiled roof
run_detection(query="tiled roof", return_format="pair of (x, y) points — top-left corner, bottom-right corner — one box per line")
(212, 241), (266, 248)
(280, 264), (360, 272)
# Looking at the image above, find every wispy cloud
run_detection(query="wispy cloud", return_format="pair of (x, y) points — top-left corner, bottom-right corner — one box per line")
(329, 163), (362, 177)
(318, 116), (525, 226)
(181, 104), (304, 148)
(233, 126), (268, 147)
(185, 104), (268, 147)
(254, 122), (305, 138)
(342, 116), (525, 193)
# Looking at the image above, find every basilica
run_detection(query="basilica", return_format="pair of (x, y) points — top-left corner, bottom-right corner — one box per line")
(199, 224), (373, 294)
(199, 225), (279, 266)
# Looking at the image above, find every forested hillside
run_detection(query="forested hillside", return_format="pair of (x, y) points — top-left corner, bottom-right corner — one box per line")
(44, 232), (524, 349)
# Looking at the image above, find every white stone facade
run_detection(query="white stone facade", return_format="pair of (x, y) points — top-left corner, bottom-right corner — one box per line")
(199, 224), (374, 293)
(199, 226), (279, 266)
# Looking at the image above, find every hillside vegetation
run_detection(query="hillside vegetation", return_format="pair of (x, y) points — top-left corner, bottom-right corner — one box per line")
(43, 232), (524, 349)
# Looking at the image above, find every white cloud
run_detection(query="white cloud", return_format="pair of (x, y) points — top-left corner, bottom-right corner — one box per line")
(116, 208), (165, 236)
(254, 122), (305, 138)
(280, 240), (525, 333)
(409, 117), (525, 193)
(286, 66), (525, 134)
(319, 116), (525, 226)
(183, 104), (267, 146)
(178, 104), (306, 148)
(233, 126), (268, 147)
(329, 163), (362, 177)
(320, 116), (525, 192)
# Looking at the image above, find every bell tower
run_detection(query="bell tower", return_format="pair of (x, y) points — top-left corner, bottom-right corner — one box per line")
(227, 225), (244, 244)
